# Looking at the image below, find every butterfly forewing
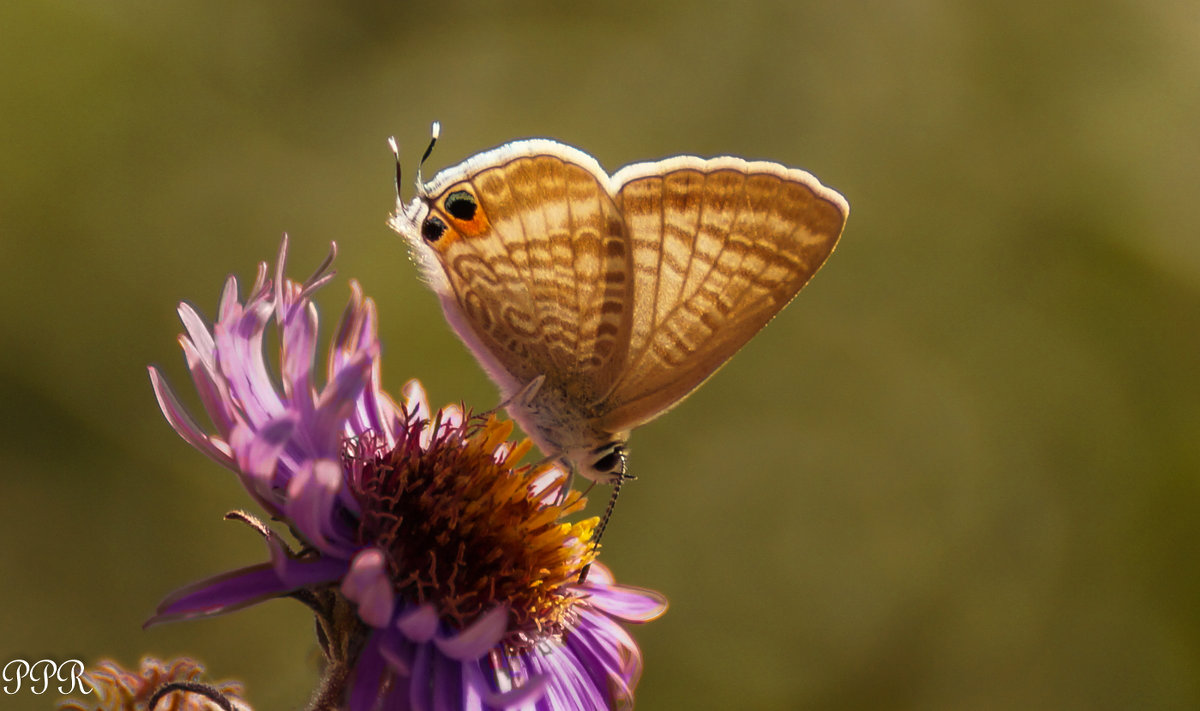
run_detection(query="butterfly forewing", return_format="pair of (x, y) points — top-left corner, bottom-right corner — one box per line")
(597, 159), (848, 431)
(423, 152), (634, 405)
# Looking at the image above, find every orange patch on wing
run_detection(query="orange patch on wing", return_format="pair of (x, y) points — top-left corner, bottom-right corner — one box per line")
(437, 183), (493, 240)
(425, 218), (462, 253)
(451, 208), (492, 239)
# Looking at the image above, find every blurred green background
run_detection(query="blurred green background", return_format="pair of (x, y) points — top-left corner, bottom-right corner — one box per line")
(3, 2), (1199, 709)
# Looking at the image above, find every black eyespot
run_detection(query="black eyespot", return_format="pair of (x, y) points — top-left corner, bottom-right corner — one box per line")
(592, 446), (626, 474)
(421, 215), (447, 242)
(444, 190), (478, 221)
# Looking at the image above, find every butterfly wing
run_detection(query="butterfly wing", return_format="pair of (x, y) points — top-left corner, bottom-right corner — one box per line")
(396, 140), (634, 406)
(596, 157), (848, 432)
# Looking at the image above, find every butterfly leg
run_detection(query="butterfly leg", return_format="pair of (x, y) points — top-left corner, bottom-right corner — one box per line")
(521, 450), (578, 506)
(477, 375), (547, 420)
(555, 461), (576, 506)
(514, 374), (546, 408)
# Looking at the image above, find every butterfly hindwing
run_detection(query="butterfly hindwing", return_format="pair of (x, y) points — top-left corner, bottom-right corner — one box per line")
(597, 157), (848, 431)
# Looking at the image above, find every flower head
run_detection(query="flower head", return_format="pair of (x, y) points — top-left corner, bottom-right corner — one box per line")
(58, 657), (248, 711)
(148, 237), (666, 710)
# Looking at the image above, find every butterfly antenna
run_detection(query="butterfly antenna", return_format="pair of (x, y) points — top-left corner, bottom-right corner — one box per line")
(578, 476), (625, 584)
(415, 120), (441, 195)
(387, 136), (402, 202)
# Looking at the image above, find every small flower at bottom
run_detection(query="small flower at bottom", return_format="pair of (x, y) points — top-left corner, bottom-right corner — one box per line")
(58, 657), (249, 711)
(147, 237), (667, 711)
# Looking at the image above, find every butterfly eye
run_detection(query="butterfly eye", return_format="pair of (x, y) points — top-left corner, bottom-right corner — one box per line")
(444, 190), (478, 221)
(421, 215), (447, 242)
(591, 445), (627, 474)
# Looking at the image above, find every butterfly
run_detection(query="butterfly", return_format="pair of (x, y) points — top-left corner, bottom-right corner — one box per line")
(389, 125), (847, 530)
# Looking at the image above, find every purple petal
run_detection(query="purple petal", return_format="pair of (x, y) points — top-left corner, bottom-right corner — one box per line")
(523, 644), (601, 710)
(311, 349), (375, 455)
(438, 405), (463, 432)
(349, 290), (379, 355)
(409, 642), (432, 711)
(272, 234), (290, 320)
(215, 287), (281, 421)
(213, 320), (281, 428)
(528, 464), (570, 502)
(179, 336), (239, 440)
(578, 584), (668, 623)
(227, 423), (285, 515)
(300, 240), (339, 298)
(148, 366), (235, 470)
(233, 415), (296, 478)
(277, 555), (352, 590)
(579, 562), (613, 586)
(341, 549), (395, 628)
(177, 302), (215, 367)
(217, 275), (242, 324)
(146, 556), (345, 627)
(375, 628), (413, 676)
(461, 674), (485, 711)
(346, 631), (390, 711)
(247, 260), (269, 302)
(465, 659), (549, 709)
(432, 652), (462, 711)
(331, 281), (369, 374)
(564, 629), (634, 704)
(433, 607), (508, 661)
(395, 604), (439, 643)
(285, 460), (355, 557)
(279, 299), (319, 407)
(401, 379), (431, 423)
(353, 369), (402, 452)
(572, 609), (640, 680)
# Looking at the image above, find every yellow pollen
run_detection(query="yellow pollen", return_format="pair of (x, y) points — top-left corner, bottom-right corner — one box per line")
(351, 413), (599, 638)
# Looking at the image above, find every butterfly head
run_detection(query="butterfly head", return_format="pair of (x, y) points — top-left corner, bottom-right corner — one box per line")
(569, 441), (630, 485)
(394, 126), (497, 248)
(420, 185), (493, 244)
(397, 182), (495, 279)
(391, 125), (500, 296)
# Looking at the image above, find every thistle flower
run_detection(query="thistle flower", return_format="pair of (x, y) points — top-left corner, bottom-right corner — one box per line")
(58, 657), (248, 711)
(147, 237), (666, 711)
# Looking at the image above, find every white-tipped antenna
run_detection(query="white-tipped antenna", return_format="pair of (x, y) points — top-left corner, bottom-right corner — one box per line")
(387, 136), (402, 202)
(415, 121), (441, 196)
